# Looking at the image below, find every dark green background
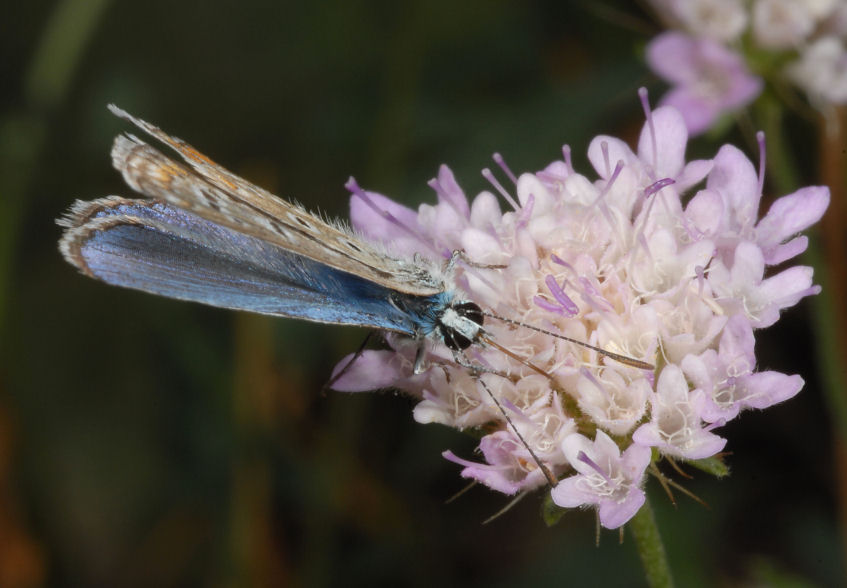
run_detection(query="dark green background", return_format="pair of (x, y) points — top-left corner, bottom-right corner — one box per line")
(2, 1), (839, 586)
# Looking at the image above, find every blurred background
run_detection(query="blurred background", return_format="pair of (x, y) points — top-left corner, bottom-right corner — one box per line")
(1, 1), (842, 586)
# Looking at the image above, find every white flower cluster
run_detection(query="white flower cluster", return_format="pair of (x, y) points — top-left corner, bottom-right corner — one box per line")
(651, 0), (847, 107)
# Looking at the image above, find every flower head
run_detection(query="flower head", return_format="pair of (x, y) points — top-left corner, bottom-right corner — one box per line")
(331, 94), (828, 529)
(647, 0), (847, 131)
(646, 32), (762, 135)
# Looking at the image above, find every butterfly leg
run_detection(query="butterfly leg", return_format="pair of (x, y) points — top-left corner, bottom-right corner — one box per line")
(445, 249), (508, 273)
(323, 331), (376, 391)
(413, 342), (428, 375)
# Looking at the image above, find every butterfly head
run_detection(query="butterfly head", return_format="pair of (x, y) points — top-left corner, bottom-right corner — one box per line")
(437, 300), (484, 351)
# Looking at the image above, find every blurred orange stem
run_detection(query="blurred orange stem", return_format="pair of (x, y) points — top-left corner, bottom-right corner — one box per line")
(817, 106), (847, 580)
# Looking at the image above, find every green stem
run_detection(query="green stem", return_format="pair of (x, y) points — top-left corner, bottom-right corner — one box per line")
(629, 498), (674, 588)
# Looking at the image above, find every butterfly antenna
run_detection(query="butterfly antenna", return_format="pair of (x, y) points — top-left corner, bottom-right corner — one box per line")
(481, 311), (654, 370)
(477, 334), (553, 380)
(476, 377), (558, 488)
(322, 331), (375, 393)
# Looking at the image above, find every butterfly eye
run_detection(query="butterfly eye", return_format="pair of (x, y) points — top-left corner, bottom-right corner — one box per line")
(439, 324), (473, 351)
(454, 301), (484, 327)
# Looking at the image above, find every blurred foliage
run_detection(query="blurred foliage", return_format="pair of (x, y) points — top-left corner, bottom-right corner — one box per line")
(0, 1), (840, 586)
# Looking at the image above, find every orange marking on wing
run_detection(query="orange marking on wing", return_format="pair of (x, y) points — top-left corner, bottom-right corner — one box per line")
(149, 161), (191, 183)
(182, 145), (217, 165)
(181, 145), (239, 191)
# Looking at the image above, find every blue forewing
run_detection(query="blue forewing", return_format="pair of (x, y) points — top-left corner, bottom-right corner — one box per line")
(61, 197), (449, 337)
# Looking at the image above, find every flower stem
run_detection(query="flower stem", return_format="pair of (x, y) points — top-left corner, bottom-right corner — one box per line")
(629, 498), (674, 588)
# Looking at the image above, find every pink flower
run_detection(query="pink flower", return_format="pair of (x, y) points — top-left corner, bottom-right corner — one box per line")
(631, 365), (727, 459)
(647, 0), (847, 115)
(331, 93), (827, 529)
(551, 431), (651, 529)
(681, 315), (804, 422)
(646, 32), (763, 135)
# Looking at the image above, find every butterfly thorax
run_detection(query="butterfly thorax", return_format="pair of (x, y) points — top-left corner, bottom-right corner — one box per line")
(387, 292), (484, 350)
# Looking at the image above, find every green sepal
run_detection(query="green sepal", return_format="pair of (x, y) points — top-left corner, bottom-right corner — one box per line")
(540, 492), (567, 527)
(686, 455), (730, 478)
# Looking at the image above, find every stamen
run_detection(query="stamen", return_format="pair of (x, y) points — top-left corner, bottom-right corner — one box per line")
(516, 193), (535, 229)
(492, 153), (518, 185)
(756, 131), (766, 197)
(345, 177), (437, 253)
(577, 450), (613, 485)
(551, 254), (574, 271)
(427, 177), (445, 198)
(501, 397), (533, 423)
(544, 274), (579, 316)
(535, 170), (565, 186)
(481, 168), (521, 211)
(601, 140), (612, 178)
(578, 277), (615, 312)
(428, 174), (471, 221)
(644, 178), (675, 198)
(601, 160), (625, 198)
(562, 144), (573, 174)
(638, 87), (658, 173)
(592, 161), (626, 250)
(533, 295), (567, 315)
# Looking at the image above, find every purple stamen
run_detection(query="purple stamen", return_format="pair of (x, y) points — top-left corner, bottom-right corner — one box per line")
(600, 140), (611, 179)
(501, 397), (533, 424)
(493, 152), (518, 185)
(550, 254), (575, 272)
(545, 274), (579, 316)
(533, 295), (565, 315)
(756, 130), (766, 197)
(577, 450), (613, 485)
(516, 193), (535, 229)
(592, 162), (624, 245)
(578, 277), (614, 312)
(602, 160), (624, 198)
(562, 144), (573, 174)
(535, 170), (565, 186)
(644, 177), (675, 198)
(481, 168), (521, 211)
(638, 87), (658, 173)
(345, 177), (437, 252)
(427, 177), (444, 197)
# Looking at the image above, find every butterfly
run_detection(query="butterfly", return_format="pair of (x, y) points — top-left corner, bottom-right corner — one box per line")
(58, 107), (653, 488)
(58, 105), (489, 369)
(59, 106), (654, 380)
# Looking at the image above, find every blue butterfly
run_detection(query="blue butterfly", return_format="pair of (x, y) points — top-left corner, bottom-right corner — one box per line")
(58, 106), (486, 363)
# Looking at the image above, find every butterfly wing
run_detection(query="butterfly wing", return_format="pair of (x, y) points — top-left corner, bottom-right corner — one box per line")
(58, 197), (443, 334)
(107, 105), (442, 297)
